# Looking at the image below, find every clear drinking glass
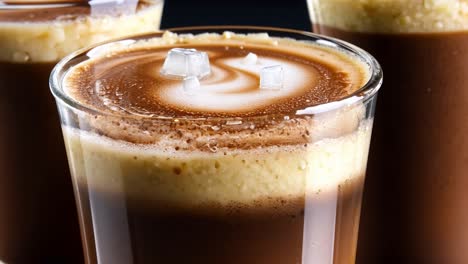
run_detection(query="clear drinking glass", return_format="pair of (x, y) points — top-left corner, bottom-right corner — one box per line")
(50, 26), (382, 264)
(0, 1), (163, 263)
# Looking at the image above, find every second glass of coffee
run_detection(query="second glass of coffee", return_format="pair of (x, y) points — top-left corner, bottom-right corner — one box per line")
(308, 1), (468, 262)
(0, 1), (164, 263)
(51, 27), (382, 264)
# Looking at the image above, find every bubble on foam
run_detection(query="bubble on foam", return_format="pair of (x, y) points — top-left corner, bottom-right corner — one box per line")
(226, 120), (243, 126)
(222, 31), (234, 39)
(160, 48), (211, 79)
(183, 76), (201, 95)
(242, 52), (258, 65)
(12, 51), (30, 62)
(260, 65), (284, 90)
(247, 33), (271, 42)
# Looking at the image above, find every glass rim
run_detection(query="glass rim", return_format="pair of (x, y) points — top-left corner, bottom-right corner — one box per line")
(50, 25), (383, 121)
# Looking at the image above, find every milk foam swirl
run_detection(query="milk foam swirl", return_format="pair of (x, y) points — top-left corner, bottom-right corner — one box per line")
(65, 33), (369, 118)
(160, 50), (318, 113)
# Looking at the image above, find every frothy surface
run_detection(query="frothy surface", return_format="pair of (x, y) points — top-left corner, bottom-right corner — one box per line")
(65, 32), (369, 118)
(61, 31), (374, 206)
(308, 0), (468, 33)
(0, 0), (163, 62)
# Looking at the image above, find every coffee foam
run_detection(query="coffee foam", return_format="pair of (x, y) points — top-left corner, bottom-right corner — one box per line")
(79, 101), (366, 152)
(0, 0), (163, 63)
(64, 32), (370, 118)
(308, 0), (468, 33)
(61, 31), (373, 209)
(63, 120), (371, 207)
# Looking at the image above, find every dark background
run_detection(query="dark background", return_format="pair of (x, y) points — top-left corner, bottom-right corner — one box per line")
(161, 0), (311, 31)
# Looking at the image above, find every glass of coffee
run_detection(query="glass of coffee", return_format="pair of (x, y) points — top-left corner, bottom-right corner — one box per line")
(50, 26), (382, 264)
(0, 1), (163, 263)
(308, 1), (468, 262)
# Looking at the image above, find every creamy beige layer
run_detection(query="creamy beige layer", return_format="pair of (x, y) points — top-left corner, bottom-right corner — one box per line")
(63, 120), (371, 207)
(0, 2), (163, 63)
(308, 0), (468, 33)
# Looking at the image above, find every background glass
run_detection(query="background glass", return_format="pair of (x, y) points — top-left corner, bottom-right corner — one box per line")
(0, 1), (163, 262)
(51, 27), (382, 264)
(308, 1), (468, 263)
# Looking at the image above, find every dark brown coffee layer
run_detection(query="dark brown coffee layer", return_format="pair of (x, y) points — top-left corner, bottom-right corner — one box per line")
(0, 61), (82, 263)
(75, 174), (364, 264)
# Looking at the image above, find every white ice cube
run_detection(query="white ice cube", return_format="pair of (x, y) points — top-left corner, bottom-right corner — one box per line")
(242, 52), (258, 65)
(183, 76), (201, 95)
(223, 31), (234, 39)
(160, 48), (211, 79)
(260, 65), (284, 90)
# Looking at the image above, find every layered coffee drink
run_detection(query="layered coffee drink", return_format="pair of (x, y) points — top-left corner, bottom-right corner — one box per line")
(308, 1), (468, 262)
(0, 1), (163, 263)
(52, 28), (381, 264)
